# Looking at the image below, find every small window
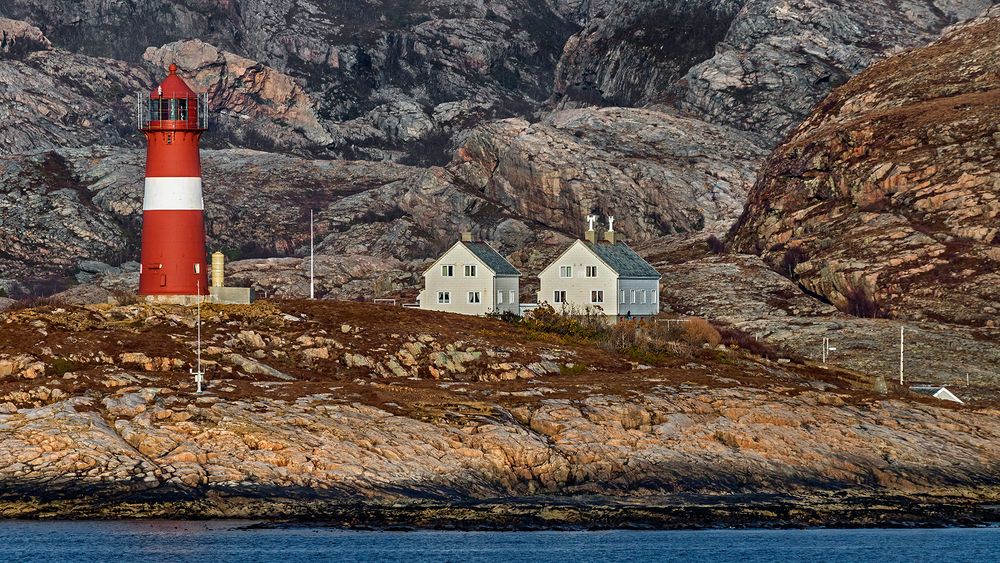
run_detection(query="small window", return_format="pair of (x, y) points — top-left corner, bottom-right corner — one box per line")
(441, 265), (454, 277)
(553, 291), (566, 304)
(651, 290), (657, 304)
(631, 289), (637, 304)
(509, 290), (516, 304)
(591, 290), (604, 304)
(437, 291), (451, 304)
(586, 266), (598, 278)
(464, 264), (477, 277)
(641, 290), (647, 304)
(194, 263), (200, 274)
(559, 265), (573, 278)
(468, 291), (481, 304)
(497, 291), (504, 304)
(620, 290), (626, 303)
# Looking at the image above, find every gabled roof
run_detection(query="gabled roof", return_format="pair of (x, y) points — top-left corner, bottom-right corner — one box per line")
(460, 241), (521, 276)
(423, 240), (521, 277)
(910, 385), (964, 404)
(583, 240), (661, 279)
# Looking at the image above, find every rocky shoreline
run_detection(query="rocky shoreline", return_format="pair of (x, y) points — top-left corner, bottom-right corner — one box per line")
(1, 301), (998, 529)
(3, 492), (999, 530)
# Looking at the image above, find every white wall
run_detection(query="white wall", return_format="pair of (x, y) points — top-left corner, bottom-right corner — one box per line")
(538, 241), (619, 316)
(419, 243), (519, 316)
(494, 276), (520, 315)
(617, 278), (660, 318)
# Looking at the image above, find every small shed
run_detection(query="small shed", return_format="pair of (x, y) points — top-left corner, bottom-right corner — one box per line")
(910, 385), (964, 404)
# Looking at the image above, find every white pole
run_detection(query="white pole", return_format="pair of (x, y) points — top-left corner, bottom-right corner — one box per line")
(310, 209), (315, 299)
(899, 326), (904, 386)
(191, 280), (204, 394)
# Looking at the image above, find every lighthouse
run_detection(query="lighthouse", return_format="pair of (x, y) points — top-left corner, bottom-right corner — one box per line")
(136, 64), (209, 300)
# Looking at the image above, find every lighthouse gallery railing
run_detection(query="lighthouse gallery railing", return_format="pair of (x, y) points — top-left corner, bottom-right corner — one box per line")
(136, 92), (209, 131)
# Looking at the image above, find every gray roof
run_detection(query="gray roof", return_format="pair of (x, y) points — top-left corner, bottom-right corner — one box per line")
(586, 241), (661, 279)
(461, 241), (521, 276)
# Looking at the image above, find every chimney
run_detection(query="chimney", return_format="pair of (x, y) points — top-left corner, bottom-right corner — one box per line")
(461, 230), (473, 242)
(585, 214), (597, 243)
(604, 216), (617, 244)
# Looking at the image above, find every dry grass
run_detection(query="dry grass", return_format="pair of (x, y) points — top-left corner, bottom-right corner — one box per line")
(682, 318), (722, 347)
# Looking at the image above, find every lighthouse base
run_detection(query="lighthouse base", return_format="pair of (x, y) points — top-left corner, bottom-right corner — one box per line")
(143, 288), (253, 306)
(143, 294), (209, 306)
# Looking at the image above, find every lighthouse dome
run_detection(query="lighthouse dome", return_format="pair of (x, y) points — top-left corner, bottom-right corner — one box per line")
(150, 63), (196, 99)
(138, 63), (207, 132)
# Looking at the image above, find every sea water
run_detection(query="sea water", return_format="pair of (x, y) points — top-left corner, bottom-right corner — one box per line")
(0, 521), (996, 562)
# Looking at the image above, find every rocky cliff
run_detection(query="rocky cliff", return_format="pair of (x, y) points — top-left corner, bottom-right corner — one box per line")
(1, 1), (998, 318)
(731, 9), (1000, 327)
(554, 0), (994, 145)
(0, 301), (998, 525)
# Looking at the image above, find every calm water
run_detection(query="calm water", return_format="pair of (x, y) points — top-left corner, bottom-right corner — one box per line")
(0, 521), (997, 562)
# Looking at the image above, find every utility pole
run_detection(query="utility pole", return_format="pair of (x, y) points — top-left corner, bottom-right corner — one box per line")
(899, 325), (905, 386)
(310, 209), (315, 299)
(191, 280), (205, 394)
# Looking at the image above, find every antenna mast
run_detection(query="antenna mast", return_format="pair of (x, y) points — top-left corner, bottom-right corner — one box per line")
(310, 209), (315, 299)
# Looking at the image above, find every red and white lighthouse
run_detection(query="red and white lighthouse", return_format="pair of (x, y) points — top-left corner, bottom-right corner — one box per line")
(137, 64), (209, 298)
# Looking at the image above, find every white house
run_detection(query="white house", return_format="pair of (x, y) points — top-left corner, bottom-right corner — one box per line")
(418, 233), (521, 316)
(538, 217), (661, 318)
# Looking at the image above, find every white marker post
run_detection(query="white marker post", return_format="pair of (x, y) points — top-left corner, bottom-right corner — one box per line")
(310, 209), (315, 299)
(191, 280), (205, 394)
(899, 326), (905, 385)
(821, 338), (836, 364)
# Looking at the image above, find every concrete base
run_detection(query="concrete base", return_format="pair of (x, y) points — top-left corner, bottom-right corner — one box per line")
(141, 287), (253, 306)
(210, 286), (253, 305)
(143, 294), (207, 306)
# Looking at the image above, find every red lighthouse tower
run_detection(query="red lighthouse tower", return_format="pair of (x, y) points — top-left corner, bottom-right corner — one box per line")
(137, 64), (209, 298)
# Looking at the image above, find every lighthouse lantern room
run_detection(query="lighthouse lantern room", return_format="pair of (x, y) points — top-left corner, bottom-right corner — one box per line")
(136, 64), (210, 299)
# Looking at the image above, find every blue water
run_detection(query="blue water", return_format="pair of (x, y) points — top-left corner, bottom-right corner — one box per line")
(0, 521), (996, 562)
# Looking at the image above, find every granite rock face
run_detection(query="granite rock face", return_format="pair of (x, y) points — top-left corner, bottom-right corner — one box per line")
(450, 107), (767, 239)
(0, 1), (582, 163)
(145, 40), (335, 152)
(731, 10), (1000, 327)
(554, 0), (994, 145)
(0, 17), (51, 57)
(0, 47), (151, 154)
(552, 0), (745, 107)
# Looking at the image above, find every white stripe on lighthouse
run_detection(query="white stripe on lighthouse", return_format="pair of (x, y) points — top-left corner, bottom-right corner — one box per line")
(143, 177), (204, 211)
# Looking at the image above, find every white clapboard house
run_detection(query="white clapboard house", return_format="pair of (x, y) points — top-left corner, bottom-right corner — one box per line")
(538, 216), (661, 318)
(419, 233), (521, 316)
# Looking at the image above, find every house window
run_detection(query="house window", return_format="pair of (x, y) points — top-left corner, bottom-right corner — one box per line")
(509, 290), (516, 304)
(591, 290), (604, 304)
(497, 291), (504, 304)
(437, 291), (450, 304)
(559, 265), (573, 278)
(641, 290), (647, 304)
(620, 290), (626, 303)
(464, 264), (477, 277)
(553, 291), (566, 303)
(586, 266), (598, 277)
(651, 290), (657, 304)
(468, 291), (481, 304)
(441, 265), (454, 277)
(631, 289), (637, 304)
